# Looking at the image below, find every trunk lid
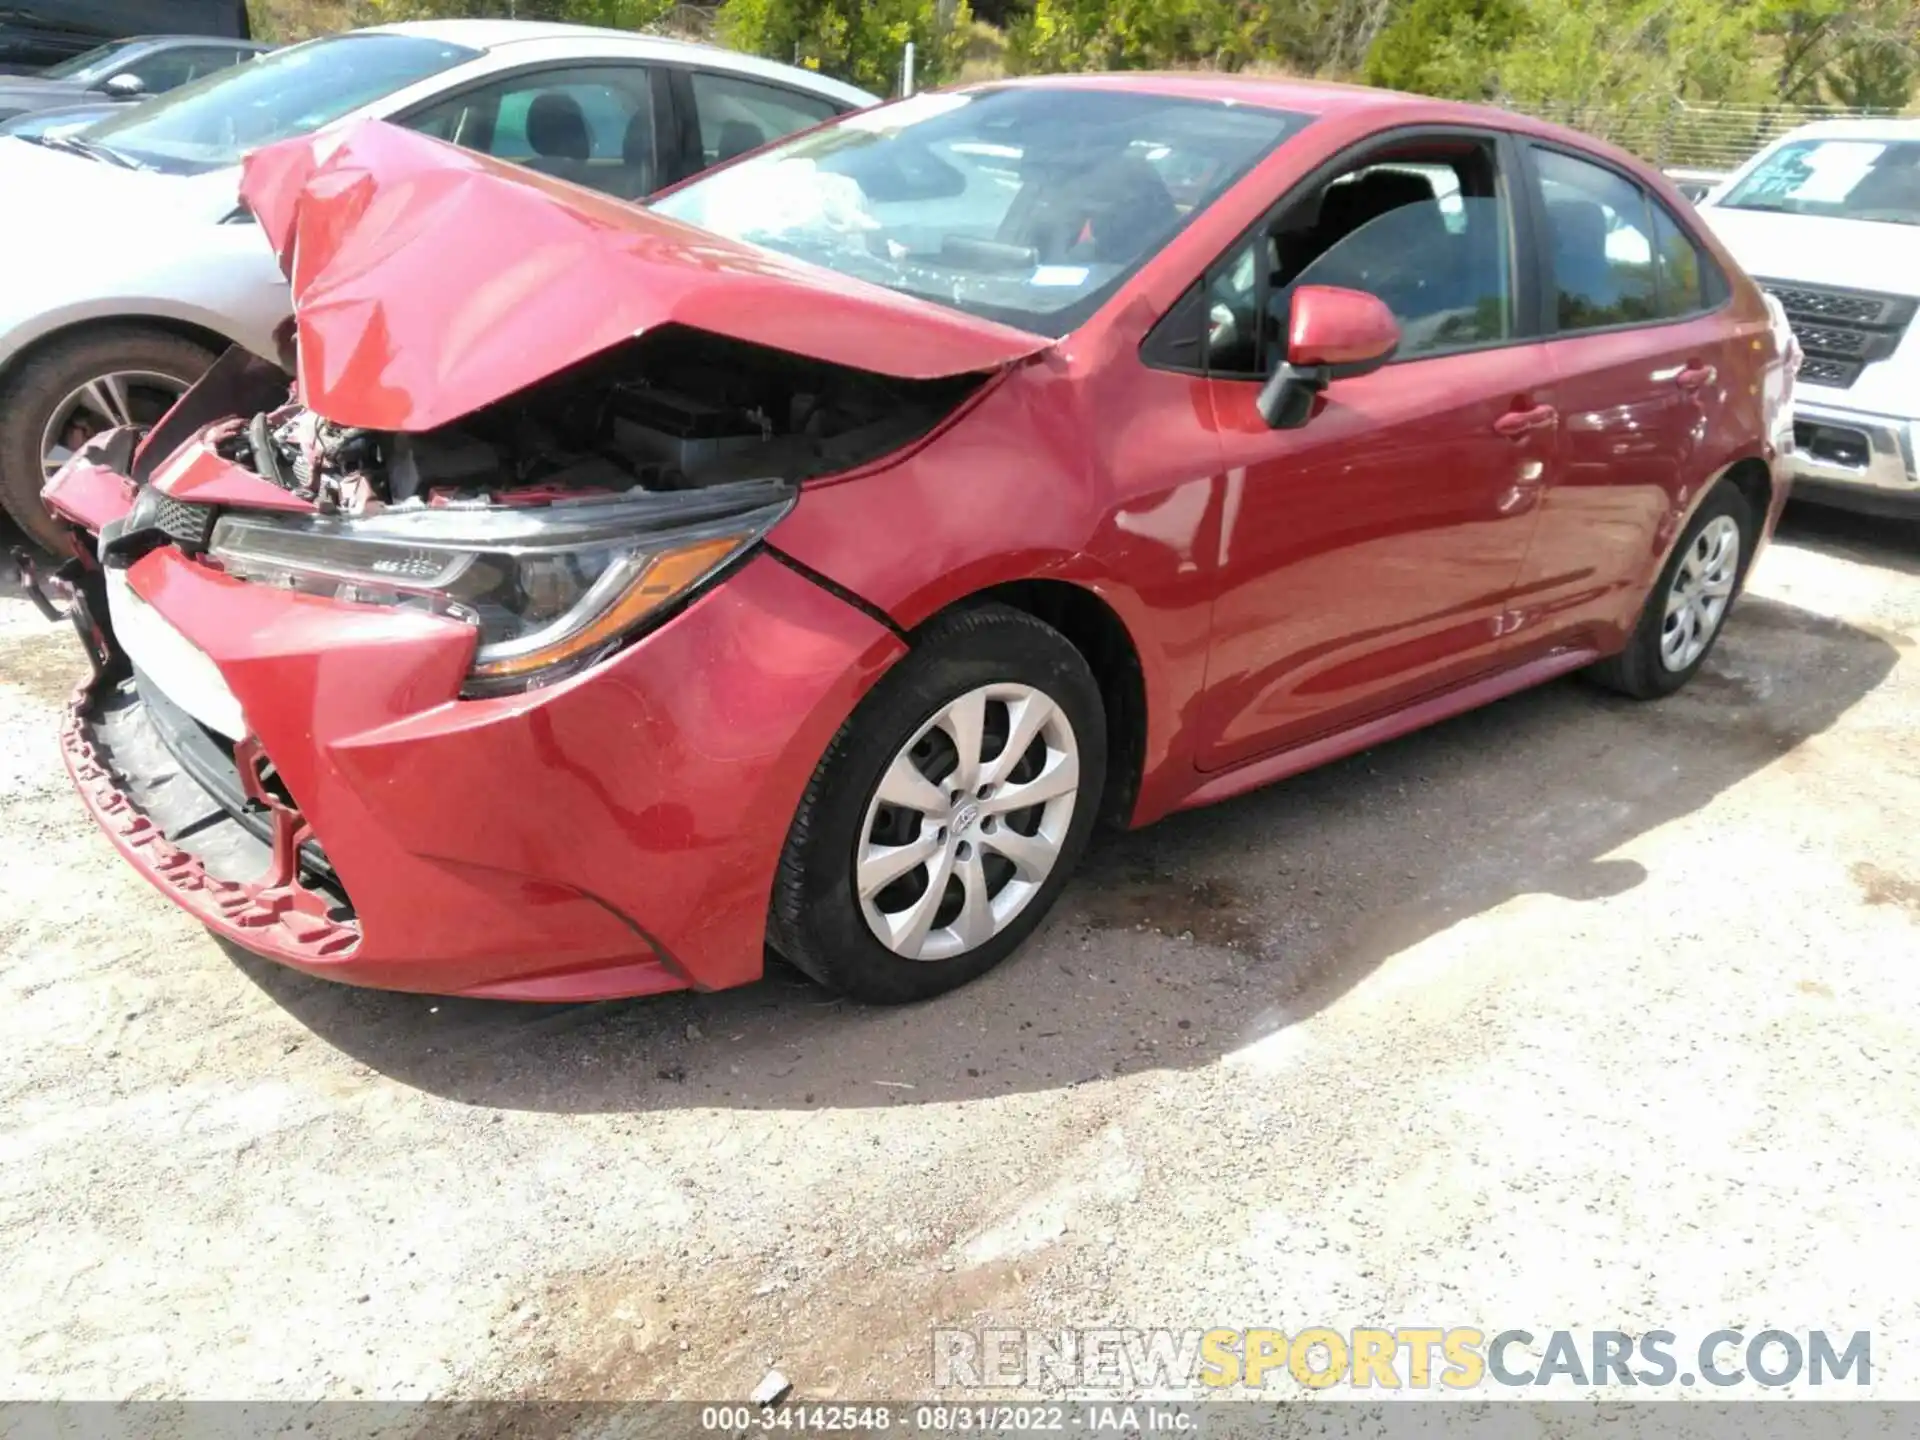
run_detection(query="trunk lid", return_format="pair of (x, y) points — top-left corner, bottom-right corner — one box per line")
(241, 121), (1053, 433)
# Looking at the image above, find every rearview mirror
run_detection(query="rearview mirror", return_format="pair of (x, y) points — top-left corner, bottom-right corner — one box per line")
(1256, 284), (1401, 430)
(101, 73), (146, 99)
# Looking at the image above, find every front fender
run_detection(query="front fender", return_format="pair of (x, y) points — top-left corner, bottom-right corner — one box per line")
(0, 226), (287, 376)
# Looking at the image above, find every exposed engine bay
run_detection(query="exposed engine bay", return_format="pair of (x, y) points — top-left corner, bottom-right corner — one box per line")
(215, 326), (986, 515)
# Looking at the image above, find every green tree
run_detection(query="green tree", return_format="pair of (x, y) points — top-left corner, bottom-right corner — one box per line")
(1363, 0), (1524, 98)
(1005, 0), (1401, 75)
(717, 0), (970, 93)
(1007, 0), (1222, 72)
(1746, 0), (1916, 107)
(1825, 33), (1918, 109)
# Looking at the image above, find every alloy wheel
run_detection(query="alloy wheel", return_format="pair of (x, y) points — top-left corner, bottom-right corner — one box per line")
(856, 682), (1080, 962)
(38, 369), (190, 481)
(1660, 514), (1741, 672)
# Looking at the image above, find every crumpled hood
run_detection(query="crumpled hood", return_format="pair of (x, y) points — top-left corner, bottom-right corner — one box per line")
(241, 120), (1053, 433)
(1700, 205), (1920, 299)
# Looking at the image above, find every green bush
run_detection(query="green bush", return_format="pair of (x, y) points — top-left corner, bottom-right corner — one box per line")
(716, 0), (971, 93)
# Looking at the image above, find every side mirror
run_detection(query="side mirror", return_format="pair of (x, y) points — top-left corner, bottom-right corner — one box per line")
(101, 73), (146, 99)
(1255, 284), (1401, 430)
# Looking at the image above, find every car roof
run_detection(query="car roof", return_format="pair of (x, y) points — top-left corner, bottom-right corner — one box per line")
(360, 18), (638, 48)
(978, 73), (1662, 169)
(361, 17), (785, 58)
(990, 71), (1628, 130)
(981, 71), (1432, 114)
(96, 35), (273, 49)
(353, 19), (876, 104)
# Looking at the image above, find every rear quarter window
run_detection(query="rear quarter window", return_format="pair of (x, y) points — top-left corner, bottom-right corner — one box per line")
(689, 71), (839, 164)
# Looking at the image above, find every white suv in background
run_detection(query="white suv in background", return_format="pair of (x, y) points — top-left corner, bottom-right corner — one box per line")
(0, 19), (873, 550)
(1696, 119), (1920, 519)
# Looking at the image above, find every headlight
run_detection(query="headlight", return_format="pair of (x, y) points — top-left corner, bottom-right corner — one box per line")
(1762, 291), (1799, 371)
(208, 481), (791, 696)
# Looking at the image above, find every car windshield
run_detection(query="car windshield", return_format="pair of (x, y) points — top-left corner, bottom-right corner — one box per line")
(654, 86), (1308, 337)
(39, 40), (144, 83)
(1719, 138), (1920, 227)
(73, 33), (477, 175)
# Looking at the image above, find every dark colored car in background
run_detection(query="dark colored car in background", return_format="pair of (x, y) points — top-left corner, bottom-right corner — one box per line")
(38, 79), (1796, 1007)
(0, 35), (270, 123)
(0, 1), (250, 75)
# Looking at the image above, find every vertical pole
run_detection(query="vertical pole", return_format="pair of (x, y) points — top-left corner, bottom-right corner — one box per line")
(902, 41), (915, 97)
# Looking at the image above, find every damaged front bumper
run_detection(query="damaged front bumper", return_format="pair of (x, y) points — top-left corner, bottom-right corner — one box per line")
(42, 440), (906, 1001)
(64, 670), (362, 963)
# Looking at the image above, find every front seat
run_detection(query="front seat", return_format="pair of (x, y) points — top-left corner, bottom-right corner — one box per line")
(1313, 169), (1436, 254)
(524, 92), (593, 183)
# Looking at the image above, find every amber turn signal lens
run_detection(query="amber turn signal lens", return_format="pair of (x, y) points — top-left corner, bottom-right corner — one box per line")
(467, 534), (747, 681)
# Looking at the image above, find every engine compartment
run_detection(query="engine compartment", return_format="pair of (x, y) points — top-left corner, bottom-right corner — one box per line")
(216, 325), (987, 515)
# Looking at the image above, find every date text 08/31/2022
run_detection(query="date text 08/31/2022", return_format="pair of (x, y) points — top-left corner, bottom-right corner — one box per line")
(700, 1405), (1193, 1432)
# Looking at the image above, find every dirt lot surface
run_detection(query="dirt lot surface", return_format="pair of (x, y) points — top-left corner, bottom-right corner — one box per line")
(3, 505), (1919, 1407)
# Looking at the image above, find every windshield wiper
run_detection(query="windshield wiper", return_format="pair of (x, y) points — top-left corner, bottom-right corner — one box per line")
(1726, 199), (1796, 213)
(36, 132), (143, 170)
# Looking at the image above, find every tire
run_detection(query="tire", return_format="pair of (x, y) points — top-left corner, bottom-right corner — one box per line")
(1587, 483), (1754, 699)
(769, 603), (1108, 1004)
(0, 327), (218, 553)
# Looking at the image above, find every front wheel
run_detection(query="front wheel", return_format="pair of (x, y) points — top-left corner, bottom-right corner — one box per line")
(0, 327), (217, 552)
(769, 603), (1107, 1004)
(1588, 484), (1753, 699)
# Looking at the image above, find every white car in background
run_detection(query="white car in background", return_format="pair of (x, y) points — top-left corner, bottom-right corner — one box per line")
(1695, 120), (1920, 520)
(0, 19), (875, 550)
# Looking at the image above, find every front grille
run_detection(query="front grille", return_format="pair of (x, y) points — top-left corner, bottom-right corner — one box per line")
(1759, 277), (1917, 391)
(153, 496), (215, 549)
(1799, 356), (1864, 389)
(1794, 324), (1871, 357)
(1764, 284), (1905, 326)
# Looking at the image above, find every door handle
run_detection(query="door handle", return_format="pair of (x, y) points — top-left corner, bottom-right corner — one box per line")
(1493, 403), (1557, 438)
(1676, 363), (1717, 391)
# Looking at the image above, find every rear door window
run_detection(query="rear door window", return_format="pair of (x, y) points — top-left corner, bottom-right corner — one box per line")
(1533, 147), (1659, 331)
(399, 65), (659, 200)
(687, 71), (839, 167)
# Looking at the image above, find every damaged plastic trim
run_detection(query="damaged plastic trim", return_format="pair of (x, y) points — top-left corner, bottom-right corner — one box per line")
(61, 687), (361, 963)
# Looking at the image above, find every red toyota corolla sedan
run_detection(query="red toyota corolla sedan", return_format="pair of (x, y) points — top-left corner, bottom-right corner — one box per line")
(36, 76), (1796, 1005)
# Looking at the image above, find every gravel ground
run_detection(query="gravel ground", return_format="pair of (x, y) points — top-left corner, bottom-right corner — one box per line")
(2, 504), (1918, 1407)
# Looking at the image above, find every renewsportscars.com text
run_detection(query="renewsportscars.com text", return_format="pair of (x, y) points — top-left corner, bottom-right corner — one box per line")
(933, 1327), (1872, 1392)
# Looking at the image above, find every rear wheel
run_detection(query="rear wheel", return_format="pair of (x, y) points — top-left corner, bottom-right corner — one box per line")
(1588, 484), (1753, 699)
(769, 604), (1106, 1004)
(0, 327), (216, 552)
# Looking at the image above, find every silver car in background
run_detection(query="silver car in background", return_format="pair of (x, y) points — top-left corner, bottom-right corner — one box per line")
(0, 34), (272, 125)
(0, 19), (875, 550)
